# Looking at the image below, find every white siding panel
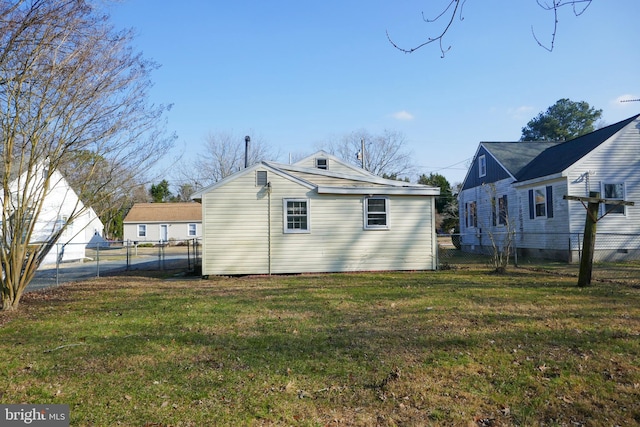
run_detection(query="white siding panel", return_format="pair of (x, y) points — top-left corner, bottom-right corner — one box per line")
(201, 167), (435, 275)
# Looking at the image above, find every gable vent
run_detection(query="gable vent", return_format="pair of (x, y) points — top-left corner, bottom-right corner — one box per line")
(315, 158), (328, 170)
(256, 170), (268, 186)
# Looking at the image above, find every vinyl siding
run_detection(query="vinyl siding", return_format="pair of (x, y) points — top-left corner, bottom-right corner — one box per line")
(201, 166), (435, 275)
(566, 124), (640, 237)
(123, 221), (201, 243)
(516, 179), (570, 250)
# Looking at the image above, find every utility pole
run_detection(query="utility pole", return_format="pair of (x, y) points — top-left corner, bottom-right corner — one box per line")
(356, 138), (366, 170)
(564, 192), (635, 286)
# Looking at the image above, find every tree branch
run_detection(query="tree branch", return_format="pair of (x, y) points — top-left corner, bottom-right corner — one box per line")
(387, 0), (465, 58)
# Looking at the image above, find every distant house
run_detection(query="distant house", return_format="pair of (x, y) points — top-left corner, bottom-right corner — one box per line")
(2, 166), (104, 265)
(123, 203), (202, 244)
(458, 113), (640, 262)
(192, 151), (440, 276)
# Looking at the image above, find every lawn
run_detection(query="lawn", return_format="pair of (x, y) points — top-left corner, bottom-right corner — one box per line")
(1, 269), (639, 426)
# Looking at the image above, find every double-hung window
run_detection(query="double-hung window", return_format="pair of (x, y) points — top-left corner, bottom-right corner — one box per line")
(284, 199), (310, 233)
(364, 197), (389, 229)
(528, 186), (554, 219)
(478, 155), (487, 178)
(188, 223), (197, 236)
(138, 224), (147, 238)
(602, 182), (625, 215)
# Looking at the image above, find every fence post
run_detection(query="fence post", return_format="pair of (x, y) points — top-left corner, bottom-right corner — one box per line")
(96, 242), (100, 277)
(56, 243), (60, 287)
(513, 230), (518, 267)
(126, 240), (130, 270)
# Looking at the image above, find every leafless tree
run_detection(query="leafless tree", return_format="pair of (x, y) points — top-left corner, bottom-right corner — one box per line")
(1, 0), (174, 310)
(325, 129), (415, 178)
(387, 0), (593, 57)
(182, 131), (276, 189)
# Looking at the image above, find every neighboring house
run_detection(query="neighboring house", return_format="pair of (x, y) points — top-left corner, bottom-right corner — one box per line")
(191, 151), (440, 276)
(458, 113), (640, 262)
(2, 167), (104, 265)
(123, 202), (202, 243)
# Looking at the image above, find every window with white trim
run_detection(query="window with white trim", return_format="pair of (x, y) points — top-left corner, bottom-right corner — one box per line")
(478, 155), (486, 178)
(188, 223), (197, 236)
(284, 199), (310, 233)
(528, 186), (554, 219)
(602, 182), (625, 215)
(364, 197), (389, 229)
(138, 224), (147, 237)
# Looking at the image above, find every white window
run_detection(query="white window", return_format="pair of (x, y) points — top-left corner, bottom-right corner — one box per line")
(188, 223), (197, 236)
(283, 199), (310, 233)
(602, 182), (625, 215)
(138, 224), (147, 237)
(364, 197), (389, 229)
(478, 155), (486, 178)
(528, 186), (554, 219)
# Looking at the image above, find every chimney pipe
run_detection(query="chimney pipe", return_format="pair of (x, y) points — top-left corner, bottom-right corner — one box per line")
(244, 135), (251, 168)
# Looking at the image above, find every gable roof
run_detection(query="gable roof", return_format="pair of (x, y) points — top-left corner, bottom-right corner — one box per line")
(191, 151), (439, 198)
(481, 141), (561, 177)
(515, 114), (640, 182)
(123, 203), (202, 223)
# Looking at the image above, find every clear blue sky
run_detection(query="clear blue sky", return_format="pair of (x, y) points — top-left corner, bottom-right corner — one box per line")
(108, 0), (639, 185)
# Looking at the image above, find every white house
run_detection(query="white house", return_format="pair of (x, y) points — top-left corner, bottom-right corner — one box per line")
(458, 113), (640, 262)
(3, 167), (104, 265)
(123, 202), (202, 244)
(192, 151), (440, 275)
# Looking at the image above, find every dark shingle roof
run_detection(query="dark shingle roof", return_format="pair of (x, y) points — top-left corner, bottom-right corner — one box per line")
(482, 142), (561, 176)
(515, 114), (640, 182)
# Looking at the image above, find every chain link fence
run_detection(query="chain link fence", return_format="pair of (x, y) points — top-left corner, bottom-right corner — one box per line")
(29, 239), (201, 291)
(438, 233), (640, 286)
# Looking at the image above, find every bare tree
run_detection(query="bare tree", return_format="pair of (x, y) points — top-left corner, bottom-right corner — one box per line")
(387, 0), (593, 57)
(326, 129), (415, 178)
(182, 131), (275, 188)
(1, 0), (174, 310)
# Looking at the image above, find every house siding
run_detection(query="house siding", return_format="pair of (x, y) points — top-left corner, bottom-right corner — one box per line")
(461, 146), (511, 191)
(201, 166), (436, 275)
(123, 222), (201, 243)
(515, 179), (571, 259)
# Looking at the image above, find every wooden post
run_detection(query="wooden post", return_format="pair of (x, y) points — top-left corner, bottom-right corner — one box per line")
(578, 191), (600, 287)
(564, 192), (634, 287)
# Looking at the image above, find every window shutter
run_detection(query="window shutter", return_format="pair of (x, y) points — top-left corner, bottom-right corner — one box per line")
(492, 197), (497, 226)
(528, 190), (534, 219)
(465, 203), (469, 228)
(546, 186), (554, 218)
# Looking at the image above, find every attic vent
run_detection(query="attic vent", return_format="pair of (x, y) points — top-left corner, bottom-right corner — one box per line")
(315, 158), (328, 170)
(256, 170), (268, 186)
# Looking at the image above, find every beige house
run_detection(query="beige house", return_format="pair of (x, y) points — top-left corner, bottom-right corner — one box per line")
(123, 203), (202, 244)
(192, 151), (440, 275)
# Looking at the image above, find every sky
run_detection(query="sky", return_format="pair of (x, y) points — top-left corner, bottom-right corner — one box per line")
(107, 0), (640, 185)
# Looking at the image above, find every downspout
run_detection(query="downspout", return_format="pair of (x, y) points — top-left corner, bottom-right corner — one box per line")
(432, 195), (438, 270)
(266, 182), (272, 275)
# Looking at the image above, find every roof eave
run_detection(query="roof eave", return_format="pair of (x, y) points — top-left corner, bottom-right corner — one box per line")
(317, 186), (439, 196)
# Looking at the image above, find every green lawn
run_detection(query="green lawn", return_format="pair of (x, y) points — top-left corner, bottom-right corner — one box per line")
(1, 269), (639, 426)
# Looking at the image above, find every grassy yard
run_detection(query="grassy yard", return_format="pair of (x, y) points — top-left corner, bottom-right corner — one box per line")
(1, 269), (639, 426)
